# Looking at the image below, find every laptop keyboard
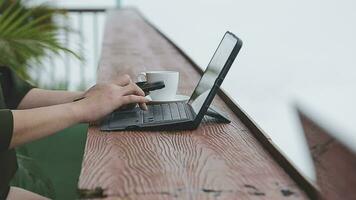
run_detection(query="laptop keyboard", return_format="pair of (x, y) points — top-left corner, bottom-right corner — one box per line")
(143, 102), (189, 123)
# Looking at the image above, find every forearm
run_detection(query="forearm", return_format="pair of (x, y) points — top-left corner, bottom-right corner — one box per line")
(10, 102), (82, 148)
(18, 88), (84, 109)
(8, 80), (149, 149)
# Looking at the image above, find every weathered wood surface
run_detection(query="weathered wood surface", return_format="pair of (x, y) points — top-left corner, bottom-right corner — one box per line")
(298, 112), (356, 200)
(78, 8), (307, 199)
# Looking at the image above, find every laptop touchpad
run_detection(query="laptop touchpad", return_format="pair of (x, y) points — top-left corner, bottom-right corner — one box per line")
(109, 108), (142, 128)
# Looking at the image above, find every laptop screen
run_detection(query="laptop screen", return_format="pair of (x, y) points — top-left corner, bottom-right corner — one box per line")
(188, 33), (238, 113)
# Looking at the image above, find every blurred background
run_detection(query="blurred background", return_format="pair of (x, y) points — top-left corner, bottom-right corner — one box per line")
(2, 0), (356, 198)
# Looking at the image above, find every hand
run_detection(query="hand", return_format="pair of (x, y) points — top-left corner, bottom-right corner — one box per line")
(111, 74), (134, 86)
(109, 74), (148, 109)
(73, 81), (149, 123)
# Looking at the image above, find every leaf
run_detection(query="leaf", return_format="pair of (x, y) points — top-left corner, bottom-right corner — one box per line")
(1, 6), (33, 35)
(0, 0), (82, 80)
(0, 1), (23, 32)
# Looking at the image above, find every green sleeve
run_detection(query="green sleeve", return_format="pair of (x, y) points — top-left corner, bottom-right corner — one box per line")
(0, 67), (34, 109)
(0, 109), (13, 152)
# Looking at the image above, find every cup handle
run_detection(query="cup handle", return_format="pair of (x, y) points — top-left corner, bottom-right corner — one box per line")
(137, 72), (146, 82)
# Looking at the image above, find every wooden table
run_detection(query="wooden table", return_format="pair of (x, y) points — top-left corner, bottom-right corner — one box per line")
(78, 8), (310, 199)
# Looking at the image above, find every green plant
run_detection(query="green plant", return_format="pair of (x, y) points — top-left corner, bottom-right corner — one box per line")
(0, 0), (80, 79)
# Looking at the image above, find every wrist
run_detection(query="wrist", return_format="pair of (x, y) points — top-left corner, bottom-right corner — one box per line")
(67, 101), (87, 123)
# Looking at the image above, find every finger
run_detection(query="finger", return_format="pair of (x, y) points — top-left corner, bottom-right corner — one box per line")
(139, 102), (148, 110)
(122, 82), (145, 96)
(121, 95), (149, 106)
(119, 103), (136, 110)
(115, 74), (131, 86)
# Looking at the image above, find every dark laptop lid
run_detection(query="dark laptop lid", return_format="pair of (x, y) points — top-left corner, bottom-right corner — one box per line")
(188, 32), (242, 123)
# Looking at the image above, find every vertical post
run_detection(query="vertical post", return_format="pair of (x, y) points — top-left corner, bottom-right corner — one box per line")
(64, 18), (70, 90)
(79, 12), (85, 89)
(50, 53), (55, 86)
(35, 64), (41, 86)
(93, 12), (98, 72)
(116, 0), (121, 8)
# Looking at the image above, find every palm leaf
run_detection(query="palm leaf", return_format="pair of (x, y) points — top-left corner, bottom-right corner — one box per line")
(0, 0), (81, 79)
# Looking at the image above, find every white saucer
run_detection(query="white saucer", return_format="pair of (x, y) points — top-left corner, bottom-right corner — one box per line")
(146, 94), (190, 104)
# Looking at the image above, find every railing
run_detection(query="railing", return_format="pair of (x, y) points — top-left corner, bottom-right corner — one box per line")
(30, 8), (107, 91)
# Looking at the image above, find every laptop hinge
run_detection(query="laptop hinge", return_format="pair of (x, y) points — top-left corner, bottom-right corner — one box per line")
(205, 105), (231, 123)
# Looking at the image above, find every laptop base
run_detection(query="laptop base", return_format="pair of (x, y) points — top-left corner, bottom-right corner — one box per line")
(100, 105), (230, 132)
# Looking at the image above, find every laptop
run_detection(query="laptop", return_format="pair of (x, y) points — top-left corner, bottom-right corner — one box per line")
(101, 31), (242, 131)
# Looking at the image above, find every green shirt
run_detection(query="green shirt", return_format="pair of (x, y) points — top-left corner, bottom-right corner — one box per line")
(0, 66), (33, 198)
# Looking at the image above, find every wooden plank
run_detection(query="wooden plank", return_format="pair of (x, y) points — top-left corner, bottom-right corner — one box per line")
(298, 111), (356, 200)
(78, 8), (308, 199)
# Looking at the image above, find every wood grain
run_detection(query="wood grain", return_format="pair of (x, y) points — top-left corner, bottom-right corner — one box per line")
(298, 112), (356, 200)
(78, 8), (308, 199)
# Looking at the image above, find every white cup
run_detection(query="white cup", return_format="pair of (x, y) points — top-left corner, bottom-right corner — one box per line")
(137, 71), (179, 101)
